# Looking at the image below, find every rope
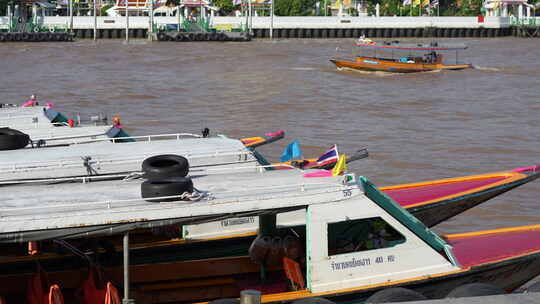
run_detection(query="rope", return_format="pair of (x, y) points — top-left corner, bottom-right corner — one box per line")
(179, 187), (212, 201)
(122, 172), (144, 181)
(53, 239), (93, 264)
(81, 156), (99, 175)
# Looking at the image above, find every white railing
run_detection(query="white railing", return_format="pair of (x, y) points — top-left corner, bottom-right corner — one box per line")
(0, 16), (517, 29)
(0, 148), (254, 174)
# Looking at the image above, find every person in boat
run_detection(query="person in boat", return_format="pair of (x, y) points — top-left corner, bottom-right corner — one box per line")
(22, 94), (39, 107)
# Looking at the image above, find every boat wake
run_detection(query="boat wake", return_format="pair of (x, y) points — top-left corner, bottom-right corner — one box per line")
(290, 67), (317, 71)
(472, 65), (501, 72)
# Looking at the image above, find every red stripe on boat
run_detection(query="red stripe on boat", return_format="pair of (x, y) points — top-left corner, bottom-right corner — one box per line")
(384, 177), (506, 207)
(447, 228), (540, 267)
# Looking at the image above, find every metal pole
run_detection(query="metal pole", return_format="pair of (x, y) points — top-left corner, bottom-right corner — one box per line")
(93, 0), (97, 40)
(7, 3), (12, 32)
(125, 0), (129, 41)
(269, 0), (273, 38)
(123, 232), (131, 304)
(69, 0), (73, 33)
(249, 0), (252, 35)
(148, 1), (153, 40)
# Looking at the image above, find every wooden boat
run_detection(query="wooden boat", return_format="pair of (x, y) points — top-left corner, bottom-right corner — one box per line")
(0, 104), (134, 147)
(1, 170), (540, 303)
(182, 165), (540, 238)
(330, 40), (472, 73)
(0, 131), (288, 184)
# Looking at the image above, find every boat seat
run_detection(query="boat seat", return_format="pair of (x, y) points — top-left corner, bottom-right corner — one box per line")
(235, 271), (289, 294)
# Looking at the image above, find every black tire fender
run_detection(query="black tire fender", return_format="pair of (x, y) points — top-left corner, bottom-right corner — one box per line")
(13, 33), (22, 41)
(365, 287), (427, 303)
(292, 297), (335, 304)
(446, 283), (505, 298)
(141, 178), (194, 202)
(0, 128), (30, 150)
(175, 34), (183, 41)
(142, 154), (189, 180)
(21, 32), (30, 41)
(0, 34), (5, 42)
(157, 32), (167, 41)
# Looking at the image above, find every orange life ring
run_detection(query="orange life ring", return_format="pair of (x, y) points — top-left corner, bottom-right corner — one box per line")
(104, 282), (121, 304)
(49, 285), (64, 304)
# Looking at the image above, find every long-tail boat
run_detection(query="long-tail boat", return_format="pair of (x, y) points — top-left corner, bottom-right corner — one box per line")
(1, 170), (540, 303)
(330, 39), (472, 73)
(183, 165), (540, 238)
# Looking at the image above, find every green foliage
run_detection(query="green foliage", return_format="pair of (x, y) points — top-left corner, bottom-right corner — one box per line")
(101, 4), (113, 16)
(213, 0), (236, 15)
(0, 0), (8, 16)
(259, 0), (318, 16)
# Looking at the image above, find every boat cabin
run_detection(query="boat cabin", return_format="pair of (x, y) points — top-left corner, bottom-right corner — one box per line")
(0, 168), (465, 303)
(354, 41), (468, 66)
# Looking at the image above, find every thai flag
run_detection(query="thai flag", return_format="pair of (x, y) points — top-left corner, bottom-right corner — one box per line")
(316, 145), (339, 167)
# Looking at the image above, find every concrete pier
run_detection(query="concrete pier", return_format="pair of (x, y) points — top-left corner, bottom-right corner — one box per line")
(1, 16), (539, 40)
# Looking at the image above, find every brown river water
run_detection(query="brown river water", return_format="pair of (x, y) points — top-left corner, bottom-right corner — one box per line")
(1, 37), (540, 235)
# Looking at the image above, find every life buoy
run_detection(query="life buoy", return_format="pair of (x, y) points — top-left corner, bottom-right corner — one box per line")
(26, 269), (50, 304)
(81, 267), (107, 304)
(49, 285), (64, 304)
(104, 282), (121, 304)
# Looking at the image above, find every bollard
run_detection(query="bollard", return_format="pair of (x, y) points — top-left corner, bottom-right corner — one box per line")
(240, 290), (261, 304)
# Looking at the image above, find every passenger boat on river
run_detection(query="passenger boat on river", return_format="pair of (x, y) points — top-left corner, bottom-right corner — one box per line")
(2, 169), (540, 303)
(330, 39), (472, 73)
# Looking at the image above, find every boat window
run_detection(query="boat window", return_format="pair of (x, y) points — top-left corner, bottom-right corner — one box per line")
(327, 217), (405, 256)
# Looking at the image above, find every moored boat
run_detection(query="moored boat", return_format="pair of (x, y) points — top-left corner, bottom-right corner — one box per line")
(1, 170), (540, 303)
(331, 40), (472, 73)
(182, 165), (540, 238)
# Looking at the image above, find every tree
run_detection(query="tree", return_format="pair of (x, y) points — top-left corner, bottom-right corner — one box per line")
(213, 0), (236, 15)
(0, 0), (8, 16)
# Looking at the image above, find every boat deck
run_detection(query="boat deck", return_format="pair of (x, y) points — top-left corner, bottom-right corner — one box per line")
(0, 169), (354, 242)
(445, 226), (540, 268)
(0, 136), (259, 183)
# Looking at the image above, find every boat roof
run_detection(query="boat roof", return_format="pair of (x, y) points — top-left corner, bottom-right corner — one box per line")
(355, 41), (468, 51)
(0, 136), (258, 183)
(0, 169), (353, 243)
(13, 125), (113, 144)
